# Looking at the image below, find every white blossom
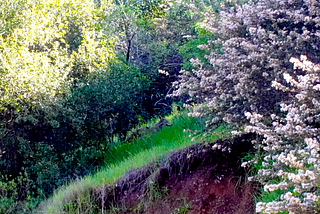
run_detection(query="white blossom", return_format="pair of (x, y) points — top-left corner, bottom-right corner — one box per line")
(248, 57), (320, 213)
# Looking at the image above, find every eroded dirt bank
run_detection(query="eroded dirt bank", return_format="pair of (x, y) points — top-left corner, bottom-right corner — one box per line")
(94, 134), (260, 214)
(145, 171), (257, 214)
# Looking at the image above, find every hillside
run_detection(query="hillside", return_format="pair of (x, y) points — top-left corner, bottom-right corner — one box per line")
(91, 134), (258, 214)
(36, 114), (258, 214)
(2, 0), (320, 213)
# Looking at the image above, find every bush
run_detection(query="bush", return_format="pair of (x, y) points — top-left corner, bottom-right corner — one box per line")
(245, 56), (320, 213)
(174, 0), (320, 127)
(67, 62), (150, 143)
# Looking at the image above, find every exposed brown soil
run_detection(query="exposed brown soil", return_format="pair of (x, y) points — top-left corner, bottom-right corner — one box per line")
(145, 171), (257, 214)
(93, 134), (260, 214)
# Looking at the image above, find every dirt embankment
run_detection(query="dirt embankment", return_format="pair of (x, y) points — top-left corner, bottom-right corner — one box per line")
(93, 134), (260, 214)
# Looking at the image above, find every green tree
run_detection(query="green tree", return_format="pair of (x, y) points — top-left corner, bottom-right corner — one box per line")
(0, 0), (114, 112)
(0, 0), (115, 209)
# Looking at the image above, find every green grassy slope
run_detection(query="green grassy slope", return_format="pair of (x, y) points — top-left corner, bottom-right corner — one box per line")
(36, 109), (229, 214)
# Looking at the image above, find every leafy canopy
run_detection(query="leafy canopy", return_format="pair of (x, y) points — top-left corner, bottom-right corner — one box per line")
(0, 0), (114, 112)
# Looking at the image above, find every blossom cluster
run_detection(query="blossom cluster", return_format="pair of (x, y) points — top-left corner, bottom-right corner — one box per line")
(173, 0), (320, 128)
(246, 56), (320, 213)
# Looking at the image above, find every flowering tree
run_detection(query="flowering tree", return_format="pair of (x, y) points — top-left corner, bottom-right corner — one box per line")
(245, 56), (320, 213)
(174, 0), (320, 128)
(173, 0), (320, 211)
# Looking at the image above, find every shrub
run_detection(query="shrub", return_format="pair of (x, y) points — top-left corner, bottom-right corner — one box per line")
(245, 56), (320, 213)
(174, 0), (320, 128)
(67, 62), (150, 143)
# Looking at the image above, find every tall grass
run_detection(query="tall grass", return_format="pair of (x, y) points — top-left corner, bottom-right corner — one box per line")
(37, 109), (229, 214)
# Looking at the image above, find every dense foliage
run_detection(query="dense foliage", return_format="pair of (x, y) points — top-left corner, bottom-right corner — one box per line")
(107, 0), (203, 115)
(0, 0), (204, 212)
(0, 0), (173, 212)
(68, 63), (149, 143)
(0, 0), (118, 211)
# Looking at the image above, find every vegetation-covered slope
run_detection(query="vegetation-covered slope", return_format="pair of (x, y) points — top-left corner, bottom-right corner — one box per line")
(2, 0), (320, 213)
(36, 111), (258, 214)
